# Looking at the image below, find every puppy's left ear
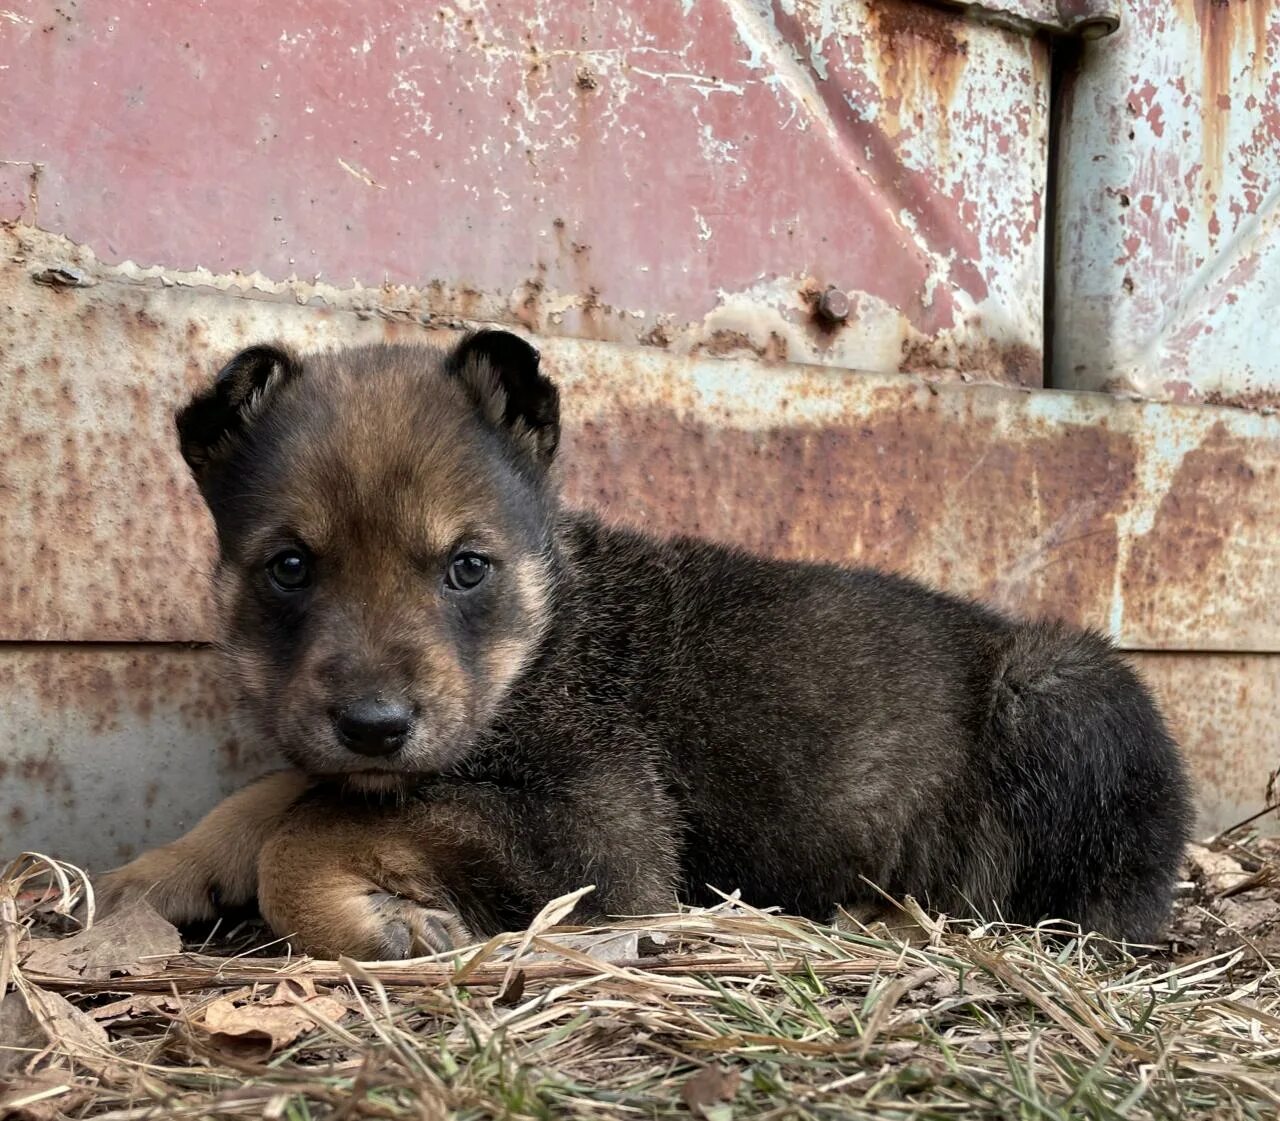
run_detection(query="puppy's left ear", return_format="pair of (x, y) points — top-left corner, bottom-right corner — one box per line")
(446, 329), (560, 468)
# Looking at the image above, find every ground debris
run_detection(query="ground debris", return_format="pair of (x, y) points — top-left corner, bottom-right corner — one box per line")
(195, 978), (351, 1061)
(681, 1064), (741, 1118)
(22, 899), (180, 981)
(1170, 832), (1280, 962)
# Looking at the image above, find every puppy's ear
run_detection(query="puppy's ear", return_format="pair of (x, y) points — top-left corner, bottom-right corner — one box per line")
(176, 345), (301, 478)
(446, 329), (559, 468)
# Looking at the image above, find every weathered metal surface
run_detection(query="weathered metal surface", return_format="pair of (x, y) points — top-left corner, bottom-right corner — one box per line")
(2, 227), (1278, 653)
(0, 0), (1048, 384)
(0, 646), (273, 867)
(0, 160), (39, 225)
(563, 345), (1280, 654)
(1132, 653), (1280, 837)
(1054, 0), (1280, 407)
(0, 0), (1273, 862)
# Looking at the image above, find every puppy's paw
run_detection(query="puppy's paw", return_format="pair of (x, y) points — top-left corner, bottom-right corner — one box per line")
(367, 893), (472, 959)
(271, 890), (473, 961)
(94, 849), (221, 926)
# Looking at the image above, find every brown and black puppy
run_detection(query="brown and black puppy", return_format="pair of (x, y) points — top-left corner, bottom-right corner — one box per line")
(98, 331), (1193, 958)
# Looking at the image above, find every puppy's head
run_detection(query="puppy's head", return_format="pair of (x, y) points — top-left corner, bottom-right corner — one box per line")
(178, 331), (560, 787)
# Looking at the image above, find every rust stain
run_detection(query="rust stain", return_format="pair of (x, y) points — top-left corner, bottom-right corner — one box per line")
(1202, 386), (1280, 412)
(0, 647), (227, 733)
(764, 0), (995, 322)
(865, 1), (970, 150)
(898, 334), (1042, 387)
(1185, 0), (1269, 193)
(1134, 653), (1280, 832)
(1124, 421), (1279, 642)
(798, 280), (846, 341)
(560, 399), (1137, 633)
(0, 646), (274, 863)
(691, 329), (789, 364)
(640, 321), (673, 349)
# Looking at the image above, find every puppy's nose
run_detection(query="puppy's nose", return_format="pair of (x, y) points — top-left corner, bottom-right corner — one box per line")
(332, 698), (413, 757)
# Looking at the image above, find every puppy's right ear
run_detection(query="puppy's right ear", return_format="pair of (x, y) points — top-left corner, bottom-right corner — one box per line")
(176, 345), (301, 478)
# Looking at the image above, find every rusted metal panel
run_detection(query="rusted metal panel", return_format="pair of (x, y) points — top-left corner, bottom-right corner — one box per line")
(0, 0), (1048, 384)
(1132, 653), (1280, 837)
(0, 646), (273, 867)
(2, 226), (1277, 652)
(0, 160), (39, 225)
(1054, 0), (1280, 407)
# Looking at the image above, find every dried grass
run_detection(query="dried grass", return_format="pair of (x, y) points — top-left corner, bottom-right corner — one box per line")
(2, 837), (1279, 1121)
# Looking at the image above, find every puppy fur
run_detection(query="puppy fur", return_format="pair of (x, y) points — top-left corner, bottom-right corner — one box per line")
(98, 332), (1193, 957)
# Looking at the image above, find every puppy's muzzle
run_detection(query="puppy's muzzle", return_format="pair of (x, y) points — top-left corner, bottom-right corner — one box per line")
(330, 697), (414, 757)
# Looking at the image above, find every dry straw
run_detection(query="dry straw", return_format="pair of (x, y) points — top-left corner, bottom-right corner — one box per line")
(1, 848), (1278, 1119)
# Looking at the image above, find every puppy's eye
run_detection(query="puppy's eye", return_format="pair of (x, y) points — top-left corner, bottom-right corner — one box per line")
(446, 552), (490, 591)
(267, 549), (311, 591)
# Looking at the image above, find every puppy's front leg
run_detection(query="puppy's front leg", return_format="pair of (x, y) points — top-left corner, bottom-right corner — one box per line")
(95, 770), (311, 924)
(257, 803), (474, 960)
(257, 781), (680, 960)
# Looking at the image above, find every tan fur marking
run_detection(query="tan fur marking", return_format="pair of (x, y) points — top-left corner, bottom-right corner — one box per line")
(480, 556), (553, 696)
(95, 771), (310, 923)
(257, 807), (472, 959)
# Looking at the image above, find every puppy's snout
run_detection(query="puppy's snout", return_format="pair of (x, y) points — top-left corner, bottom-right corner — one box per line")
(331, 698), (414, 757)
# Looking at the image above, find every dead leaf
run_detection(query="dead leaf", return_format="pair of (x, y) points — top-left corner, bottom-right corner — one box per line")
(199, 981), (348, 1060)
(0, 1069), (90, 1120)
(22, 900), (180, 980)
(1185, 845), (1250, 892)
(494, 969), (526, 1007)
(513, 930), (646, 964)
(23, 988), (110, 1061)
(637, 932), (670, 957)
(0, 986), (111, 1084)
(88, 993), (182, 1025)
(0, 992), (45, 1077)
(1214, 896), (1280, 936)
(681, 1065), (740, 1118)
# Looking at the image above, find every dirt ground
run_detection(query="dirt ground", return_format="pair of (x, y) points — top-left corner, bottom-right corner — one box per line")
(1170, 831), (1280, 964)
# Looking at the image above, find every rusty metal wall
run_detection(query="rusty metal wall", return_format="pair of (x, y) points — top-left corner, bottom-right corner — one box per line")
(0, 647), (272, 866)
(3, 229), (1278, 865)
(0, 0), (1050, 384)
(1132, 654), (1280, 836)
(0, 0), (1276, 864)
(1054, 0), (1280, 406)
(3, 225), (1278, 654)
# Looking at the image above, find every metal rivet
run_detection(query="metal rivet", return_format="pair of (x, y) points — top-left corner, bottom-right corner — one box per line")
(816, 286), (850, 324)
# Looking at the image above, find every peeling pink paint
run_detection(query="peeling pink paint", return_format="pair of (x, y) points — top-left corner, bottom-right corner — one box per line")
(0, 0), (1050, 384)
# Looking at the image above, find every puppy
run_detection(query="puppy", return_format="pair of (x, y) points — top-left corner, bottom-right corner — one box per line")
(97, 331), (1192, 958)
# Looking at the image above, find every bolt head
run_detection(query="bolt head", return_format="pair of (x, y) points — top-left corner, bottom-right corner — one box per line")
(817, 286), (850, 324)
